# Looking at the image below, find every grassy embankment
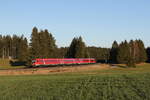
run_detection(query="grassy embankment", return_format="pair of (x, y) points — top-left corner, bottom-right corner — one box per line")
(0, 63), (150, 99)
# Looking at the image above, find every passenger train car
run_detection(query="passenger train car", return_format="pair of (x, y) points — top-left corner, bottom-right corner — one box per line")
(32, 58), (96, 67)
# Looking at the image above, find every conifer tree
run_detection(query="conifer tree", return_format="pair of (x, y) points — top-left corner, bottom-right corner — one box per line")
(110, 41), (118, 63)
(12, 35), (19, 59)
(39, 30), (47, 58)
(132, 40), (140, 63)
(127, 40), (136, 67)
(137, 39), (147, 63)
(46, 30), (57, 58)
(29, 27), (40, 59)
(0, 35), (3, 58)
(1, 35), (12, 59)
(146, 47), (150, 62)
(75, 36), (88, 58)
(117, 40), (130, 64)
(17, 36), (28, 62)
(66, 37), (78, 58)
(38, 29), (57, 58)
(66, 36), (89, 58)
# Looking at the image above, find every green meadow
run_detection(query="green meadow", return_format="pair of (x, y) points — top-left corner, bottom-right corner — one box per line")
(0, 63), (150, 100)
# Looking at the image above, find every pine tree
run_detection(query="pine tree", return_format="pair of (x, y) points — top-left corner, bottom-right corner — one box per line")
(38, 29), (57, 58)
(0, 35), (3, 58)
(137, 39), (147, 63)
(117, 40), (130, 64)
(146, 47), (150, 62)
(66, 36), (89, 58)
(128, 40), (136, 67)
(65, 37), (77, 58)
(132, 40), (140, 63)
(110, 40), (118, 63)
(29, 27), (40, 59)
(12, 35), (19, 59)
(17, 35), (28, 62)
(46, 30), (57, 58)
(4, 35), (12, 58)
(75, 36), (88, 58)
(2, 35), (12, 59)
(39, 30), (47, 58)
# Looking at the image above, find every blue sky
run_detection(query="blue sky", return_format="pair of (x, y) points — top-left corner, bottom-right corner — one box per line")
(0, 0), (150, 47)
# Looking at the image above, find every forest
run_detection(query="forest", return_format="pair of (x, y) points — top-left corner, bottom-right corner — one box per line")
(0, 27), (149, 67)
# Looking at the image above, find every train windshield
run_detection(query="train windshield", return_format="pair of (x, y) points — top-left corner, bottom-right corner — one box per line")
(32, 60), (36, 63)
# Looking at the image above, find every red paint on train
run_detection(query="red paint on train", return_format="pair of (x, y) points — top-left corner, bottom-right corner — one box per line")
(32, 58), (96, 66)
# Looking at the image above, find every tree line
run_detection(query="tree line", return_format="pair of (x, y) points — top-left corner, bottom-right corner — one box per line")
(110, 40), (147, 67)
(0, 35), (28, 62)
(0, 27), (150, 67)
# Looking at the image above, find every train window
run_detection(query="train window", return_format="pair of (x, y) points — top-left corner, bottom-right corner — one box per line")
(45, 60), (58, 62)
(32, 60), (36, 63)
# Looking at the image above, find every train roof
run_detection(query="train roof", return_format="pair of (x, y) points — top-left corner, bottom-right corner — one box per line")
(34, 58), (95, 60)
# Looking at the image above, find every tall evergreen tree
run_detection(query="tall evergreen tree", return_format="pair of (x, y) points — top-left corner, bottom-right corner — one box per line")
(17, 35), (28, 62)
(66, 37), (78, 58)
(129, 40), (135, 61)
(132, 40), (140, 63)
(66, 36), (89, 58)
(12, 35), (19, 59)
(2, 35), (12, 59)
(29, 27), (40, 59)
(146, 47), (150, 62)
(117, 40), (130, 64)
(75, 36), (88, 58)
(128, 40), (136, 67)
(38, 30), (47, 58)
(38, 29), (57, 58)
(110, 40), (118, 63)
(0, 35), (3, 58)
(137, 39), (147, 63)
(46, 30), (57, 58)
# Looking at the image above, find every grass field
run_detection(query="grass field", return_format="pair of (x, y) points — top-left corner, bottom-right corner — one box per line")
(0, 63), (150, 99)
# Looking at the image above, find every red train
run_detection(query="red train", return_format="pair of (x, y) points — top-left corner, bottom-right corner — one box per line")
(32, 58), (96, 67)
